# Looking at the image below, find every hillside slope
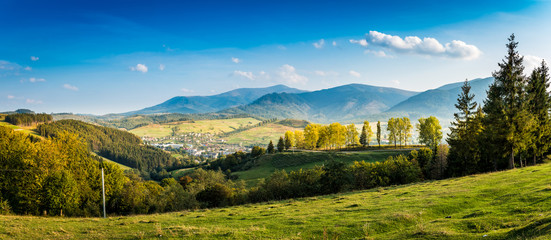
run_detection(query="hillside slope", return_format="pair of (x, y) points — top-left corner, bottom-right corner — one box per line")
(223, 84), (419, 123)
(386, 77), (493, 119)
(2, 162), (550, 239)
(124, 84), (305, 115)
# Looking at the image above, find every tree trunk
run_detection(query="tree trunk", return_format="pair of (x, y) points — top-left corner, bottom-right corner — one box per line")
(534, 154), (537, 166)
(520, 155), (523, 168)
(510, 147), (515, 169)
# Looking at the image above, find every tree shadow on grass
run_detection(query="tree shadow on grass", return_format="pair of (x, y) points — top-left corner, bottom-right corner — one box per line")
(504, 216), (551, 239)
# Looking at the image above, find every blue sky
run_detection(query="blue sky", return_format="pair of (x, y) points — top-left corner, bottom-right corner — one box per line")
(1, 0), (550, 114)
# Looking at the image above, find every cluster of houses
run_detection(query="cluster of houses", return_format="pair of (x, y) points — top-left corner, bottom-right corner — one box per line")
(142, 132), (252, 159)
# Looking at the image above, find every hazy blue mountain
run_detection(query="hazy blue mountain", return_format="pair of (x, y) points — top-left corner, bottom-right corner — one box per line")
(221, 84), (419, 123)
(385, 77), (493, 120)
(123, 84), (305, 115)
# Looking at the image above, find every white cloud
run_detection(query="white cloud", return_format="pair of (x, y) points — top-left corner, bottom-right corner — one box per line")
(29, 77), (45, 83)
(366, 31), (481, 60)
(0, 60), (19, 71)
(7, 95), (15, 99)
(349, 39), (368, 47)
(63, 84), (79, 91)
(332, 41), (337, 47)
(277, 64), (308, 85)
(315, 70), (338, 77)
(159, 64), (165, 71)
(26, 99), (43, 104)
(234, 70), (255, 80)
(231, 57), (241, 63)
(277, 45), (287, 50)
(30, 56), (39, 61)
(364, 49), (390, 58)
(24, 66), (32, 71)
(524, 55), (544, 74)
(314, 70), (327, 76)
(313, 39), (325, 49)
(130, 64), (148, 73)
(181, 88), (195, 93)
(349, 70), (361, 78)
(392, 80), (400, 86)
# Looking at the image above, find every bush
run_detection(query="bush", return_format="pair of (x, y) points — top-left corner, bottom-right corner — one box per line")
(196, 183), (232, 208)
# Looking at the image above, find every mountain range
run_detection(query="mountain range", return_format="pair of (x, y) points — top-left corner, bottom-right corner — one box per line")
(123, 77), (494, 123)
(123, 84), (305, 116)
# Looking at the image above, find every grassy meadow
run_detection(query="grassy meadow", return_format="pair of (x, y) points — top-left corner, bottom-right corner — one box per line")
(130, 117), (262, 138)
(224, 122), (303, 145)
(2, 162), (551, 239)
(234, 150), (408, 186)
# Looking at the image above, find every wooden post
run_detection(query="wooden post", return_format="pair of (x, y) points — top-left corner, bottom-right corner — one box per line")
(102, 168), (106, 218)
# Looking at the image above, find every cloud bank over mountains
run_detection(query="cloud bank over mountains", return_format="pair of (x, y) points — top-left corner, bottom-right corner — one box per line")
(366, 31), (482, 60)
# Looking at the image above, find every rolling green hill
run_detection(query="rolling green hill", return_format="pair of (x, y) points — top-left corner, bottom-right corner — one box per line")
(3, 161), (551, 239)
(130, 117), (262, 138)
(233, 150), (408, 185)
(386, 77), (493, 119)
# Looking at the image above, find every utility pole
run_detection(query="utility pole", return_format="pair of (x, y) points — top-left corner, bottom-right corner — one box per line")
(102, 168), (106, 218)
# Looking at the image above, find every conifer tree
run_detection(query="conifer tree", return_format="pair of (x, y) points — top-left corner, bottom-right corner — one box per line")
(267, 140), (275, 154)
(484, 34), (533, 169)
(359, 121), (372, 147)
(448, 79), (478, 175)
(526, 60), (551, 165)
(277, 137), (285, 153)
(376, 121), (381, 148)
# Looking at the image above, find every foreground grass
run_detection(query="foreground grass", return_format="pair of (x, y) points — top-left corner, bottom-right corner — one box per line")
(4, 163), (551, 239)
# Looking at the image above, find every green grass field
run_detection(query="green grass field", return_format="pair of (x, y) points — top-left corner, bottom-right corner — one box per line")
(3, 162), (551, 239)
(234, 150), (409, 186)
(224, 122), (303, 145)
(130, 118), (262, 138)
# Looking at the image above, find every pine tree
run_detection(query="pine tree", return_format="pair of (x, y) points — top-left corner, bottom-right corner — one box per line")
(267, 140), (275, 154)
(376, 121), (381, 148)
(277, 137), (285, 153)
(448, 79), (478, 176)
(484, 33), (533, 169)
(526, 60), (551, 165)
(359, 121), (372, 147)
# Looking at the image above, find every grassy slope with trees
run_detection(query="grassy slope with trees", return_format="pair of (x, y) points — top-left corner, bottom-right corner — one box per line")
(2, 162), (551, 239)
(232, 151), (407, 185)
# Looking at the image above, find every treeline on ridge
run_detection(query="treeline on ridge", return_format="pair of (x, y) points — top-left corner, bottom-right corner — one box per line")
(99, 113), (258, 130)
(5, 113), (52, 126)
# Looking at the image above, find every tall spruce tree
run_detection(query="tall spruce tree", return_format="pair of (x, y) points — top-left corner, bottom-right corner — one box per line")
(359, 121), (372, 147)
(267, 140), (275, 154)
(376, 121), (381, 148)
(447, 79), (478, 176)
(277, 137), (285, 153)
(526, 60), (551, 164)
(484, 33), (533, 169)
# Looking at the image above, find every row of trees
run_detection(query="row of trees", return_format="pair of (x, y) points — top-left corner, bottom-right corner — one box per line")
(5, 113), (52, 126)
(447, 34), (551, 176)
(273, 117), (433, 151)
